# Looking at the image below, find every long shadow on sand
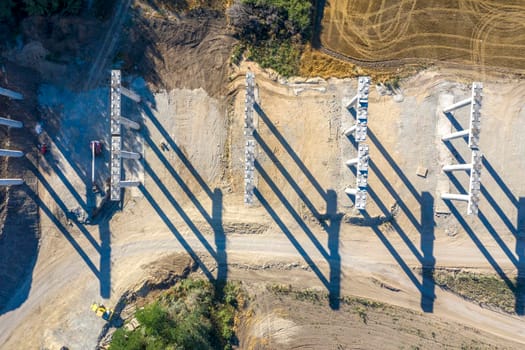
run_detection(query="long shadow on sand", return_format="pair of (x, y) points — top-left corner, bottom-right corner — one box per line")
(442, 111), (525, 314)
(254, 104), (341, 309)
(139, 101), (227, 286)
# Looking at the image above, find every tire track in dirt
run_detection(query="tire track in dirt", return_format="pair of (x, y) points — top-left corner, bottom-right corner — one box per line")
(83, 0), (133, 91)
(318, 0), (525, 72)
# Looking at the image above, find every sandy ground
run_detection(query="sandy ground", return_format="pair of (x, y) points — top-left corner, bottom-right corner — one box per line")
(1, 3), (525, 348)
(0, 63), (524, 348)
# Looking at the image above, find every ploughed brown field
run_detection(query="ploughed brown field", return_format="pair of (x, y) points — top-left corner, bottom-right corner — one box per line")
(320, 0), (525, 71)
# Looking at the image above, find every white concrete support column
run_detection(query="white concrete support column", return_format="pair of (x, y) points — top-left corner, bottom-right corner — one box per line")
(121, 151), (141, 160)
(343, 124), (356, 136)
(345, 94), (358, 109)
(0, 149), (23, 157)
(443, 97), (472, 113)
(346, 158), (358, 166)
(120, 117), (140, 130)
(121, 86), (141, 103)
(0, 179), (24, 186)
(441, 193), (470, 201)
(442, 129), (469, 141)
(345, 188), (357, 195)
(0, 87), (23, 100)
(120, 180), (141, 188)
(0, 117), (23, 128)
(442, 163), (472, 172)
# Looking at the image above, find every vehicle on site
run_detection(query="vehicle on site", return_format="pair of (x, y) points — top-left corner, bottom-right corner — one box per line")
(90, 141), (103, 193)
(90, 302), (114, 322)
(90, 140), (102, 156)
(38, 143), (47, 155)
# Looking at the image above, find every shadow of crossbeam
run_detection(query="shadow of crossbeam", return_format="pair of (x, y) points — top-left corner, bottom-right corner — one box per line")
(445, 171), (524, 314)
(141, 103), (214, 198)
(255, 160), (341, 309)
(25, 186), (99, 277)
(254, 103), (327, 200)
(138, 184), (215, 280)
(139, 107), (227, 283)
(357, 126), (435, 311)
(27, 162), (115, 297)
(144, 160), (217, 260)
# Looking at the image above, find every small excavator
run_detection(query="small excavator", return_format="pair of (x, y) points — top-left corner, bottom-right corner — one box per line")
(90, 302), (114, 322)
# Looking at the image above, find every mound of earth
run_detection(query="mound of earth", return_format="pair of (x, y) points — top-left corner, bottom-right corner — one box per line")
(119, 5), (236, 97)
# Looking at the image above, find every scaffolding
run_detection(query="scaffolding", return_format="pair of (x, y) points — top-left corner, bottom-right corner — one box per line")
(344, 77), (371, 210)
(244, 72), (256, 205)
(109, 70), (142, 201)
(345, 142), (370, 210)
(343, 76), (370, 143)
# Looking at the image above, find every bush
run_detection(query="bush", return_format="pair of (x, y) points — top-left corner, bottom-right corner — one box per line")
(109, 279), (244, 350)
(227, 0), (312, 76)
(242, 0), (311, 36)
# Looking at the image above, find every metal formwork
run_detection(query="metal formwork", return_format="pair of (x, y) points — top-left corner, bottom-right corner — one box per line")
(468, 82), (482, 150)
(110, 70), (121, 135)
(345, 142), (370, 210)
(344, 76), (371, 210)
(354, 76), (370, 142)
(467, 150), (482, 215)
(110, 136), (122, 201)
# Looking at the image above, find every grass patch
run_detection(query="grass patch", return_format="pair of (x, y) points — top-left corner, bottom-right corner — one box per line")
(246, 40), (301, 76)
(432, 269), (524, 314)
(267, 284), (386, 311)
(110, 279), (245, 350)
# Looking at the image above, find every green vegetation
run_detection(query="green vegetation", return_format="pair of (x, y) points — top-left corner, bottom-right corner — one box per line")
(228, 0), (312, 76)
(267, 284), (385, 309)
(246, 40), (302, 77)
(432, 269), (524, 314)
(241, 0), (311, 36)
(110, 279), (244, 350)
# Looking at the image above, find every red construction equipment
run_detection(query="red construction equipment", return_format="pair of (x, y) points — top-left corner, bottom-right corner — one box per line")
(90, 140), (102, 156)
(39, 143), (47, 155)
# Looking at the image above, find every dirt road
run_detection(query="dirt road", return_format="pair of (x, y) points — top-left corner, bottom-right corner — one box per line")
(1, 66), (525, 348)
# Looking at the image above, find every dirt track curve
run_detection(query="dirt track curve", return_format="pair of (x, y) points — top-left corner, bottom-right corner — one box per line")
(320, 0), (525, 73)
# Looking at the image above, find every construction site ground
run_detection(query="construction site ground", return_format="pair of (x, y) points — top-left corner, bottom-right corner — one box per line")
(1, 2), (525, 349)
